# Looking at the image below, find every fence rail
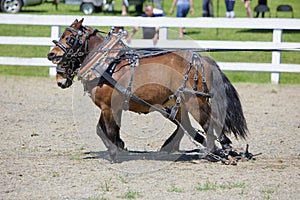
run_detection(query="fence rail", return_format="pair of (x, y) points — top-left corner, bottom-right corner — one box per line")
(0, 14), (300, 83)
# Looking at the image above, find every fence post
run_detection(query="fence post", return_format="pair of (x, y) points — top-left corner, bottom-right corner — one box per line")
(271, 29), (282, 84)
(159, 27), (168, 41)
(49, 25), (60, 76)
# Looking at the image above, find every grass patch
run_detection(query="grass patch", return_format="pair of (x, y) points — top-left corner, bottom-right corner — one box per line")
(52, 171), (60, 177)
(87, 198), (109, 200)
(167, 185), (185, 193)
(260, 185), (279, 200)
(100, 178), (113, 192)
(260, 189), (275, 200)
(119, 175), (128, 184)
(223, 71), (300, 84)
(223, 71), (271, 83)
(261, 189), (275, 194)
(0, 66), (49, 77)
(0, 45), (49, 57)
(196, 179), (245, 191)
(69, 152), (82, 161)
(280, 72), (300, 84)
(118, 191), (142, 199)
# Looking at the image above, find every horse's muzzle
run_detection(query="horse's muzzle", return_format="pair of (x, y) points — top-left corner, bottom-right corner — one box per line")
(57, 78), (72, 89)
(47, 52), (63, 64)
(47, 52), (56, 61)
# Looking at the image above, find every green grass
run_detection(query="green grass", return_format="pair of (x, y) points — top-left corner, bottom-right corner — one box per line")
(118, 191), (142, 199)
(196, 179), (245, 191)
(167, 185), (185, 193)
(0, 0), (299, 83)
(260, 188), (276, 200)
(0, 66), (49, 77)
(100, 178), (113, 192)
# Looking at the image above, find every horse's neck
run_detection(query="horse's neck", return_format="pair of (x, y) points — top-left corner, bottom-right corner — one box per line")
(88, 34), (105, 51)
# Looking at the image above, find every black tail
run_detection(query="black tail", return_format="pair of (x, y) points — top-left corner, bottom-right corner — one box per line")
(220, 70), (248, 139)
(205, 56), (248, 139)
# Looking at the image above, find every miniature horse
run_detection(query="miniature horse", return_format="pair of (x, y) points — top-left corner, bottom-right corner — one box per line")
(47, 19), (248, 162)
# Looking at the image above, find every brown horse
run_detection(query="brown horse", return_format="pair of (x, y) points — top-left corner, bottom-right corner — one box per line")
(47, 19), (248, 162)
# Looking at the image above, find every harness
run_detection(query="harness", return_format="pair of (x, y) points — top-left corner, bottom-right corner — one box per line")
(95, 56), (230, 162)
(53, 27), (254, 164)
(77, 31), (211, 121)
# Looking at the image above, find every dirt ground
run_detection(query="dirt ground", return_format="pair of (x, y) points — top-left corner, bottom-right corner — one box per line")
(1, 75), (299, 200)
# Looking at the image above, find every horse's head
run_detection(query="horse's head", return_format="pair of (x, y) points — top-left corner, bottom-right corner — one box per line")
(47, 19), (103, 89)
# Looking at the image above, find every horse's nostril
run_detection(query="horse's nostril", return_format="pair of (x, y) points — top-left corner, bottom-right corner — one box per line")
(57, 82), (66, 89)
(47, 52), (55, 61)
(57, 79), (68, 89)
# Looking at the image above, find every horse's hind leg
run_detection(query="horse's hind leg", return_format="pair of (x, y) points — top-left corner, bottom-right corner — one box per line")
(219, 131), (233, 149)
(160, 108), (206, 153)
(96, 108), (125, 161)
(199, 106), (233, 150)
(199, 106), (229, 158)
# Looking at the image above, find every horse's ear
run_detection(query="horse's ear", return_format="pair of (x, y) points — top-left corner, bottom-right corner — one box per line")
(77, 18), (84, 28)
(71, 19), (79, 26)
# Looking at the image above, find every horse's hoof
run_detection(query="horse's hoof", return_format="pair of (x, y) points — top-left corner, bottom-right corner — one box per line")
(116, 140), (125, 150)
(108, 148), (118, 163)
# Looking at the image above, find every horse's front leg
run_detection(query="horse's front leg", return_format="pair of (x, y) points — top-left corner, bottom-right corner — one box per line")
(160, 123), (183, 153)
(96, 108), (125, 161)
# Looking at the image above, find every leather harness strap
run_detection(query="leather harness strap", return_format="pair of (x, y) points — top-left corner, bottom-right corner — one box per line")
(101, 70), (171, 118)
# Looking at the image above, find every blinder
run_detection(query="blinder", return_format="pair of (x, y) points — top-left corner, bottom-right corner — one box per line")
(52, 26), (89, 77)
(52, 39), (67, 53)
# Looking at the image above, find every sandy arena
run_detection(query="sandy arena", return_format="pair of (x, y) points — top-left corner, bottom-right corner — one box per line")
(1, 76), (299, 199)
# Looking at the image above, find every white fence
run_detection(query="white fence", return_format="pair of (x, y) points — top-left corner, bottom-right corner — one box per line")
(0, 14), (300, 83)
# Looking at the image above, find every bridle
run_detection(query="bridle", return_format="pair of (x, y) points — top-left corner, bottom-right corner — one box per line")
(52, 26), (92, 77)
